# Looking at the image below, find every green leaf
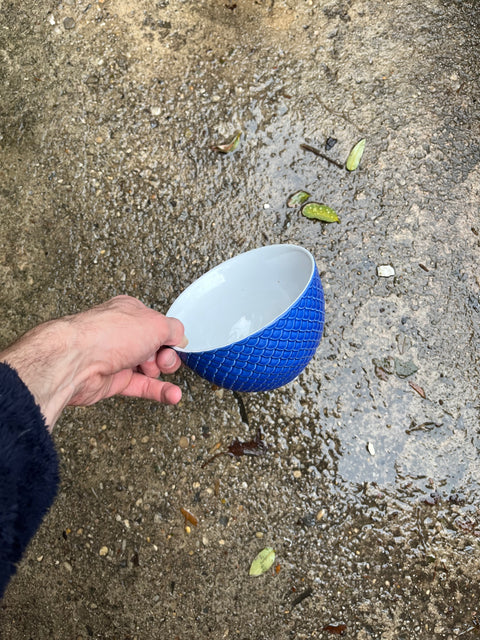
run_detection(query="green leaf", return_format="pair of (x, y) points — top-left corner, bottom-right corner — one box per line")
(287, 190), (311, 208)
(301, 202), (340, 223)
(346, 138), (366, 171)
(249, 547), (276, 576)
(212, 130), (242, 154)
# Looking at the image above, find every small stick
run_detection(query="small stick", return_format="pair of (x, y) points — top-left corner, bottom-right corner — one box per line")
(300, 143), (344, 169)
(291, 587), (313, 608)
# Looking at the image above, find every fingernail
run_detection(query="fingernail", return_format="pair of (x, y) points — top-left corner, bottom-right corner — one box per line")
(165, 350), (177, 367)
(178, 336), (189, 349)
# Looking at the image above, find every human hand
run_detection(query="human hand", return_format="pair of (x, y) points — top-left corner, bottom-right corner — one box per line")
(0, 296), (187, 430)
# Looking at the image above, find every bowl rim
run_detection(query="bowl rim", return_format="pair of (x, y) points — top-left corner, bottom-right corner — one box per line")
(167, 243), (318, 355)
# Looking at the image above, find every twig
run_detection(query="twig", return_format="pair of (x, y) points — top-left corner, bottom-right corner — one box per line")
(300, 143), (344, 169)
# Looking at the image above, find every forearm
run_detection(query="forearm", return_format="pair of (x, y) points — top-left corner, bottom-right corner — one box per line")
(0, 363), (60, 598)
(0, 318), (78, 429)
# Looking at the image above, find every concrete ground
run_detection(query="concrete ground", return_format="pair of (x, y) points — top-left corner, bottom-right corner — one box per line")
(0, 0), (479, 638)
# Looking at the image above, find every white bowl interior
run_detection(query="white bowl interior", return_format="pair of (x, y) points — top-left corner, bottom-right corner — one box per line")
(167, 244), (315, 352)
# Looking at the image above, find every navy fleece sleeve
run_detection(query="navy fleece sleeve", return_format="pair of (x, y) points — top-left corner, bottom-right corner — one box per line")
(0, 363), (59, 598)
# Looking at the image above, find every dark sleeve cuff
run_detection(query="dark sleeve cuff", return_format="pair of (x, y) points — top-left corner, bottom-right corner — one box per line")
(0, 362), (59, 598)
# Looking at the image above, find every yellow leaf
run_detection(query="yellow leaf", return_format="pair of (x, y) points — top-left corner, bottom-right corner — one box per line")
(249, 547), (276, 576)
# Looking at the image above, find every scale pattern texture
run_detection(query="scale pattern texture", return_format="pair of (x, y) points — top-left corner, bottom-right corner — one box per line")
(181, 269), (325, 392)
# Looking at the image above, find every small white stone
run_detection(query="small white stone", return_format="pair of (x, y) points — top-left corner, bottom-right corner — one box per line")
(367, 442), (376, 456)
(150, 106), (161, 116)
(99, 546), (109, 556)
(377, 264), (395, 277)
(47, 14), (56, 25)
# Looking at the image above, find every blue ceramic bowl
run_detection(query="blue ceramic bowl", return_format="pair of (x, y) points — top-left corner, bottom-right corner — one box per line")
(167, 244), (325, 392)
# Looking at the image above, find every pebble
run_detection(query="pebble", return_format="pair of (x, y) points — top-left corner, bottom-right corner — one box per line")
(63, 17), (76, 30)
(99, 546), (109, 556)
(151, 106), (162, 116)
(293, 469), (302, 478)
(377, 264), (395, 277)
(394, 358), (418, 378)
(63, 561), (73, 573)
(255, 531), (264, 538)
(367, 442), (376, 456)
(179, 436), (189, 449)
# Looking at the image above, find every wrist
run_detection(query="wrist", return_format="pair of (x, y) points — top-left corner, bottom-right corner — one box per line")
(0, 318), (78, 430)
